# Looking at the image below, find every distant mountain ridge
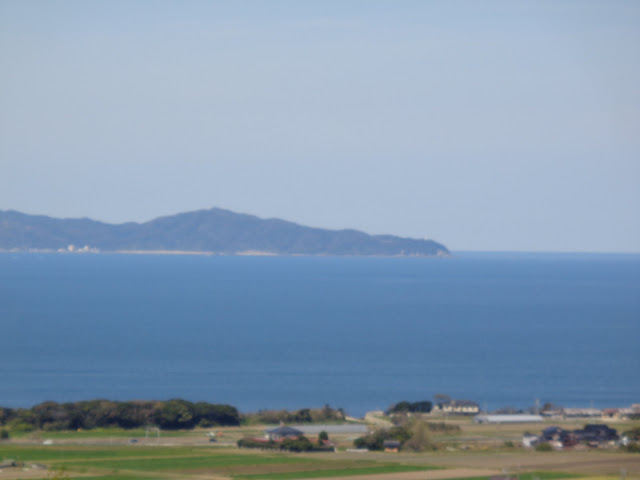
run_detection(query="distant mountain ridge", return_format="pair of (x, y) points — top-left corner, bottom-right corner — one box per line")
(0, 208), (449, 256)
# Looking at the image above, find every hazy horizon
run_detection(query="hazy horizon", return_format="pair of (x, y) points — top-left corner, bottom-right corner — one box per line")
(1, 1), (639, 253)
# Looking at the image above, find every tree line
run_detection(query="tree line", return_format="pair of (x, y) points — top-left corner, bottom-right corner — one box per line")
(386, 400), (432, 414)
(0, 399), (240, 431)
(242, 405), (345, 424)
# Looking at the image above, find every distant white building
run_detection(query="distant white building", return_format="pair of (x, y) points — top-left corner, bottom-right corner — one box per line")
(474, 414), (543, 424)
(563, 408), (601, 418)
(434, 400), (479, 415)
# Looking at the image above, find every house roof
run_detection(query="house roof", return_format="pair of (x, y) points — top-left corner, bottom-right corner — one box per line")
(383, 440), (402, 448)
(265, 426), (303, 436)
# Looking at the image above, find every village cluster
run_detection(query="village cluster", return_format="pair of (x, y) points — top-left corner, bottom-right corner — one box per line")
(428, 399), (640, 450)
(522, 424), (622, 450)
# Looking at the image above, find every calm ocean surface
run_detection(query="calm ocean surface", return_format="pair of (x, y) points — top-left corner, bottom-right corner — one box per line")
(1, 252), (638, 416)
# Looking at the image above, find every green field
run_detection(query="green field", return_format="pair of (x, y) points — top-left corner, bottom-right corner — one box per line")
(0, 444), (439, 480)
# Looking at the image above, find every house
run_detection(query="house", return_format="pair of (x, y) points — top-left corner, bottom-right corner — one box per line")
(434, 400), (479, 415)
(383, 440), (401, 452)
(572, 424), (618, 445)
(537, 424), (618, 449)
(265, 426), (304, 441)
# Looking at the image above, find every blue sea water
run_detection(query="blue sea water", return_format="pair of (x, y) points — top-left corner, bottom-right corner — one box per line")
(0, 252), (638, 416)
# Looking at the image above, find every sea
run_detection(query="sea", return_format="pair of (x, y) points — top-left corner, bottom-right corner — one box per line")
(1, 252), (638, 417)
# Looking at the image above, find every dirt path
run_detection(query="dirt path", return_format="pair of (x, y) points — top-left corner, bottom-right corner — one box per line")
(287, 467), (502, 480)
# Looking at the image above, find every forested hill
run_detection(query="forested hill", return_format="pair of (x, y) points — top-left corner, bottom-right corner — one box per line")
(0, 208), (449, 256)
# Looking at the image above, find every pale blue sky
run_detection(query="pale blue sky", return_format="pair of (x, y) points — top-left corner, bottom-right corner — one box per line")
(1, 1), (639, 252)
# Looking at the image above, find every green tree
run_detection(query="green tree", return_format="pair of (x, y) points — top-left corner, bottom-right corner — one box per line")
(154, 399), (195, 429)
(0, 407), (12, 426)
(292, 408), (312, 423)
(388, 401), (412, 414)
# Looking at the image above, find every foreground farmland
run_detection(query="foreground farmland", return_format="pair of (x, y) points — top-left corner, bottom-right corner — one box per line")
(0, 443), (638, 480)
(1, 419), (639, 480)
(0, 444), (439, 480)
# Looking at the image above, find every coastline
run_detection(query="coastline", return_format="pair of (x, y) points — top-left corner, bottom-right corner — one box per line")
(0, 248), (449, 257)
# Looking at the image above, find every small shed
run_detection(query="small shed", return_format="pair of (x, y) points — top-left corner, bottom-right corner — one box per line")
(383, 440), (401, 452)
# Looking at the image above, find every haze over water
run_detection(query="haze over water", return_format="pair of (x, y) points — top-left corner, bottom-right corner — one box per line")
(1, 252), (638, 417)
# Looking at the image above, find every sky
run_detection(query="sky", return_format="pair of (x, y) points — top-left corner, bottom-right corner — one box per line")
(1, 1), (639, 252)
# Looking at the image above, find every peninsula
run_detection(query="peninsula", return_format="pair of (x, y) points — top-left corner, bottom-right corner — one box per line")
(0, 208), (449, 257)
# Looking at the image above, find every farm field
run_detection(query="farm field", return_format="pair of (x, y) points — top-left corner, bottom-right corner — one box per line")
(0, 444), (440, 480)
(1, 420), (638, 480)
(1, 443), (638, 480)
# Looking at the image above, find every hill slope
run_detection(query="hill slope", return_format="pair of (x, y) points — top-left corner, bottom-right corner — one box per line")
(0, 208), (449, 256)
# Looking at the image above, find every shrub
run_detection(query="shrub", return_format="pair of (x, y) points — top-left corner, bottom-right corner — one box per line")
(403, 421), (435, 452)
(622, 443), (640, 453)
(623, 427), (640, 441)
(535, 442), (553, 452)
(353, 425), (411, 451)
(280, 436), (313, 452)
(504, 440), (515, 448)
(0, 429), (9, 440)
